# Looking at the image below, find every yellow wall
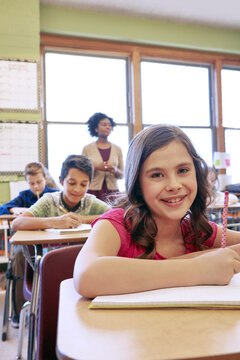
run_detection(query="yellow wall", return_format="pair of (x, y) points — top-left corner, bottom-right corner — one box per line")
(40, 5), (240, 54)
(0, 0), (40, 204)
(1, 2), (240, 204)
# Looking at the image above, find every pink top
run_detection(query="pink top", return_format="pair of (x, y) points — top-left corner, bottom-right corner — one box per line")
(92, 208), (217, 259)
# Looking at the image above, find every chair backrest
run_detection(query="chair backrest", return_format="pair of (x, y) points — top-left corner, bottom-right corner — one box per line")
(23, 245), (35, 301)
(23, 260), (33, 301)
(36, 244), (83, 360)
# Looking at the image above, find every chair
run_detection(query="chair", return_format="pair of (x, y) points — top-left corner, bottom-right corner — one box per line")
(16, 257), (34, 359)
(36, 244), (83, 360)
(1, 243), (33, 343)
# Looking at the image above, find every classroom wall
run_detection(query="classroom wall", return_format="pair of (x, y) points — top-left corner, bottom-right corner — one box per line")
(40, 5), (240, 55)
(1, 2), (240, 205)
(0, 0), (40, 205)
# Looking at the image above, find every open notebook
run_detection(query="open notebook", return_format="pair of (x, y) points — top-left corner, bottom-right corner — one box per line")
(89, 274), (240, 309)
(45, 224), (91, 235)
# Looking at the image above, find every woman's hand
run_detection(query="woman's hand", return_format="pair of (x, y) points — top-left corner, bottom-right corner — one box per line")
(54, 213), (82, 229)
(97, 161), (116, 174)
(105, 164), (117, 174)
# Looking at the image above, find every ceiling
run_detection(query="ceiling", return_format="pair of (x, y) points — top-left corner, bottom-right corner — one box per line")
(40, 0), (240, 30)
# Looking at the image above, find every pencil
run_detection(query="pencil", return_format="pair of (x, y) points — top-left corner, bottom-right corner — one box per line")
(221, 191), (229, 248)
(36, 191), (39, 200)
(59, 206), (68, 214)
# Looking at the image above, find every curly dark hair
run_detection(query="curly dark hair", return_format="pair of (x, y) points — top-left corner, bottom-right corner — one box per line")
(86, 112), (116, 137)
(116, 124), (213, 259)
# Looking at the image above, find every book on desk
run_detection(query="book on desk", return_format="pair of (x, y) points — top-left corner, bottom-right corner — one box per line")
(89, 273), (240, 310)
(45, 224), (91, 235)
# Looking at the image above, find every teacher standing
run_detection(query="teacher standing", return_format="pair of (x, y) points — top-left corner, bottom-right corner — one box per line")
(82, 112), (124, 201)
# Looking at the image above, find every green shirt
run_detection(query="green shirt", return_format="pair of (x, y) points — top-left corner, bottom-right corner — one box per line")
(28, 191), (110, 217)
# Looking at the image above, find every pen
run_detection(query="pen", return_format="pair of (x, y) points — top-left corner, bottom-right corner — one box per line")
(221, 191), (229, 248)
(59, 206), (68, 214)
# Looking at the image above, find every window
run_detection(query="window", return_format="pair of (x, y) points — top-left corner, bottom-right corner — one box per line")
(222, 68), (240, 128)
(41, 34), (240, 187)
(222, 68), (240, 184)
(141, 60), (213, 164)
(44, 52), (130, 187)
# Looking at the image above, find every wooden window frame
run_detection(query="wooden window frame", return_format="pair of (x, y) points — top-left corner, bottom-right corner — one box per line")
(40, 33), (240, 164)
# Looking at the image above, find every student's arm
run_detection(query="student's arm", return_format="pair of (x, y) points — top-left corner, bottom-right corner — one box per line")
(0, 193), (26, 215)
(11, 211), (82, 231)
(9, 207), (28, 215)
(73, 220), (240, 299)
(172, 225), (240, 259)
(81, 215), (102, 224)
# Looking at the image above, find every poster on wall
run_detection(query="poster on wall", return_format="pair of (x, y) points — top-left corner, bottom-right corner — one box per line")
(0, 59), (39, 111)
(0, 122), (39, 173)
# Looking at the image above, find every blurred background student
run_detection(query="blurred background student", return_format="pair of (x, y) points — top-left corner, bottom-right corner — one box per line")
(207, 166), (239, 207)
(11, 154), (110, 231)
(0, 162), (58, 327)
(0, 162), (59, 216)
(82, 112), (124, 201)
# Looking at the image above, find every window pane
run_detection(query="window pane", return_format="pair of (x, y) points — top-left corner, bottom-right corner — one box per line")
(222, 69), (240, 128)
(225, 130), (240, 184)
(183, 128), (213, 165)
(141, 61), (210, 126)
(47, 123), (128, 191)
(45, 53), (128, 123)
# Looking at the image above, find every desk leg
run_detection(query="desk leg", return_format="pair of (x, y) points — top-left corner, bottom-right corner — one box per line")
(27, 245), (42, 360)
(4, 227), (8, 258)
(1, 244), (14, 341)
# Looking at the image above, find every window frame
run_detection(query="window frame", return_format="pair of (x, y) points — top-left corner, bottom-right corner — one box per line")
(40, 33), (240, 169)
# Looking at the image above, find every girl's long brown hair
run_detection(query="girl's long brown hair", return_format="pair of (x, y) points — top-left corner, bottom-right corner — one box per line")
(116, 124), (213, 259)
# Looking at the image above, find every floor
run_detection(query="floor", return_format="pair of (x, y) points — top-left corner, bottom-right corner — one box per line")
(0, 290), (28, 359)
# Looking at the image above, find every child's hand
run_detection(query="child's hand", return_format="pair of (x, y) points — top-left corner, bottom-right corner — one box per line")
(196, 248), (240, 285)
(55, 213), (82, 229)
(228, 243), (240, 256)
(10, 207), (28, 215)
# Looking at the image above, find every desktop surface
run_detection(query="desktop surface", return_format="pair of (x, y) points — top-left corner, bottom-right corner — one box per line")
(56, 279), (240, 360)
(10, 229), (90, 245)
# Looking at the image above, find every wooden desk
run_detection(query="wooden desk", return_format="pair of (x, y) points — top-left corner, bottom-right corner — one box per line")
(208, 202), (240, 210)
(208, 203), (240, 229)
(2, 229), (90, 360)
(0, 214), (17, 220)
(10, 229), (90, 245)
(0, 214), (16, 261)
(57, 279), (240, 360)
(0, 220), (9, 260)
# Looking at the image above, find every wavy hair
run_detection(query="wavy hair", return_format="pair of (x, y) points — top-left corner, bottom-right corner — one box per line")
(60, 155), (93, 182)
(116, 124), (213, 258)
(86, 112), (116, 137)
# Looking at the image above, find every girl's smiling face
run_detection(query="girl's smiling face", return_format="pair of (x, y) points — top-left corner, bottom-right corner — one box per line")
(60, 168), (90, 209)
(139, 140), (197, 223)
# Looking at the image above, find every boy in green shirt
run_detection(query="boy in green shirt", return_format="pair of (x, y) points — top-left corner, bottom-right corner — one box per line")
(12, 154), (110, 231)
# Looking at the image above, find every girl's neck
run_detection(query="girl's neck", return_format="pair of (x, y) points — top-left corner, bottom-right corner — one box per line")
(155, 218), (182, 241)
(154, 219), (185, 258)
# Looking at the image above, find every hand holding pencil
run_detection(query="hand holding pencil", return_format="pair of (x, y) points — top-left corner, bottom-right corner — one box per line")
(56, 207), (82, 228)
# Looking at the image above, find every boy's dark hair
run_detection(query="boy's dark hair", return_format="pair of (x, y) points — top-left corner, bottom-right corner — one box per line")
(86, 112), (116, 137)
(116, 124), (213, 259)
(60, 155), (93, 182)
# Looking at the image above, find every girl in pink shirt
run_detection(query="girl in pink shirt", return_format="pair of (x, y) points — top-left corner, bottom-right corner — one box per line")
(74, 124), (240, 298)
